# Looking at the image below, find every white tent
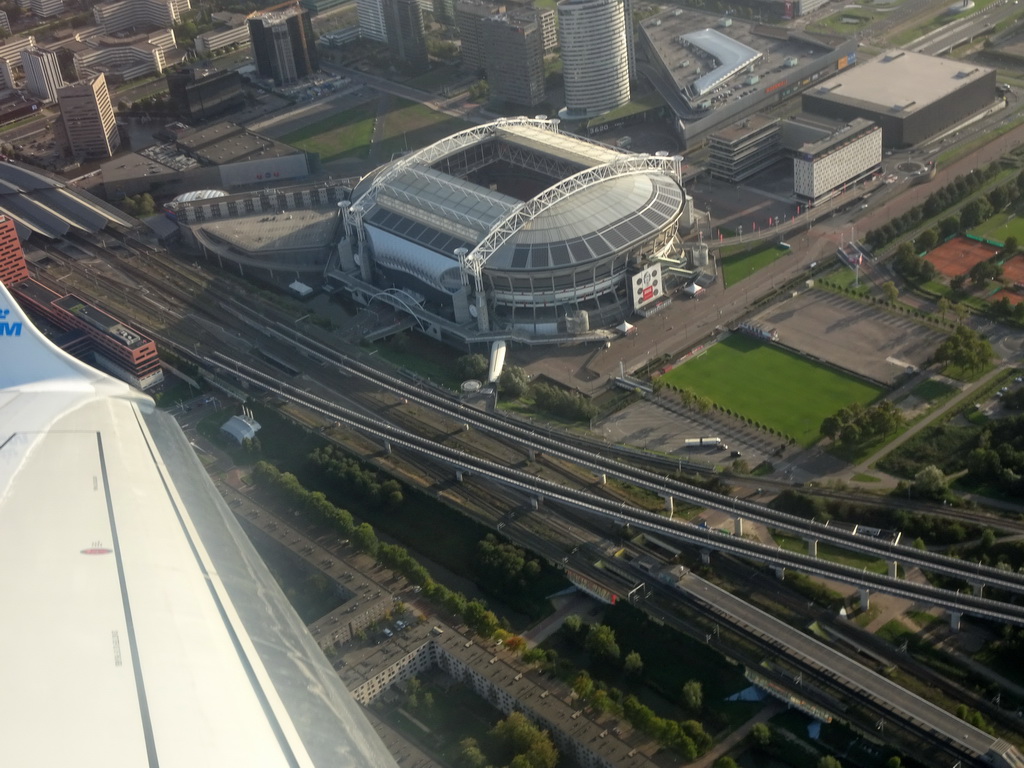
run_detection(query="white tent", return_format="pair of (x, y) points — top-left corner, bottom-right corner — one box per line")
(221, 414), (262, 445)
(616, 321), (635, 335)
(682, 283), (704, 298)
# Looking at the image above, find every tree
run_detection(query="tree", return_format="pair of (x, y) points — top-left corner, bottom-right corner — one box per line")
(960, 200), (983, 229)
(352, 522), (379, 557)
(714, 759), (740, 768)
(681, 680), (703, 713)
(585, 623), (620, 661)
(750, 722), (772, 748)
(817, 758), (843, 768)
(915, 229), (937, 252)
(456, 353), (488, 380)
(881, 281), (899, 304)
(572, 670), (594, 700)
(563, 614), (582, 635)
(886, 757), (903, 768)
(499, 365), (529, 399)
(937, 296), (951, 320)
(933, 325), (993, 372)
(1004, 235), (1019, 255)
(624, 650), (643, 676)
(938, 215), (960, 239)
(458, 738), (487, 768)
(913, 465), (948, 500)
(491, 712), (558, 768)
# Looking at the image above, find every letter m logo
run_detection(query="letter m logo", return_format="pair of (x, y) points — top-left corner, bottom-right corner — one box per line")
(0, 321), (22, 336)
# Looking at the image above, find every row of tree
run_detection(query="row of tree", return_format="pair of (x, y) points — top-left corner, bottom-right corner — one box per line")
(863, 164), (1005, 250)
(308, 445), (404, 508)
(560, 618), (712, 759)
(250, 462), (504, 637)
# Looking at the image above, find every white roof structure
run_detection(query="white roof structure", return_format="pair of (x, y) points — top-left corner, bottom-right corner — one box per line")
(681, 28), (762, 96)
(0, 279), (400, 768)
(221, 413), (261, 443)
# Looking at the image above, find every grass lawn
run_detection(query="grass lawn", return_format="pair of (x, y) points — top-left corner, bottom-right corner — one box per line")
(825, 266), (871, 295)
(722, 243), (790, 286)
(910, 378), (958, 403)
(658, 334), (882, 446)
(774, 532), (891, 574)
(807, 7), (881, 35)
(280, 103), (377, 161)
(404, 64), (463, 92)
(375, 99), (474, 159)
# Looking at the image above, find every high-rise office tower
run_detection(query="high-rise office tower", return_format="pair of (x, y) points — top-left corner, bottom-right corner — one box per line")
(455, 0), (502, 74)
(57, 74), (120, 159)
(21, 47), (66, 103)
(247, 3), (318, 86)
(383, 0), (428, 68)
(482, 11), (545, 108)
(557, 0), (630, 119)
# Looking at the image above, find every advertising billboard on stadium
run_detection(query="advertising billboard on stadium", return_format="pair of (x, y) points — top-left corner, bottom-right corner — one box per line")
(631, 263), (664, 310)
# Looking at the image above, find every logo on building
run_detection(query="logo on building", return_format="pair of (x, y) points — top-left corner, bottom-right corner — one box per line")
(0, 307), (22, 337)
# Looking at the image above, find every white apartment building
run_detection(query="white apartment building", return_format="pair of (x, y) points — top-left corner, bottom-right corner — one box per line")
(72, 29), (175, 81)
(557, 0), (630, 119)
(793, 119), (882, 206)
(357, 0), (388, 43)
(93, 0), (191, 35)
(21, 47), (65, 103)
(30, 0), (63, 18)
(0, 10), (11, 35)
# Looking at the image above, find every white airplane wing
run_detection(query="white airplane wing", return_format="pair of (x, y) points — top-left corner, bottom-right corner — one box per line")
(0, 279), (400, 768)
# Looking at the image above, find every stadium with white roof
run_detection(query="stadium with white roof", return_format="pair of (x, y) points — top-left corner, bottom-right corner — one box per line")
(330, 118), (692, 343)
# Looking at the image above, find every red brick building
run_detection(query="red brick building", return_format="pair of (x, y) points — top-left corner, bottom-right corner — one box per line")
(0, 215), (28, 285)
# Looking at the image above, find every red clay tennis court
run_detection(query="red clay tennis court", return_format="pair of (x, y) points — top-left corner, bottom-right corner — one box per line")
(925, 236), (1000, 277)
(992, 289), (1023, 305)
(1002, 253), (1024, 284)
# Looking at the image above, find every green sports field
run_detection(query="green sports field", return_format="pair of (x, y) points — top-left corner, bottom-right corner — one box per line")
(722, 243), (790, 286)
(659, 334), (882, 445)
(969, 211), (1024, 245)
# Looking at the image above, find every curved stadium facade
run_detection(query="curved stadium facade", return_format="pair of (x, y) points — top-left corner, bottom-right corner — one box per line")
(331, 118), (691, 343)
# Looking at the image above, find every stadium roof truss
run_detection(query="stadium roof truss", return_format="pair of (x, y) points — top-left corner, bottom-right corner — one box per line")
(468, 153), (683, 270)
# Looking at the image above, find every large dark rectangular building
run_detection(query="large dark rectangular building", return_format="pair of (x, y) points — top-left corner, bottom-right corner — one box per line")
(167, 67), (245, 122)
(247, 4), (318, 86)
(802, 50), (996, 148)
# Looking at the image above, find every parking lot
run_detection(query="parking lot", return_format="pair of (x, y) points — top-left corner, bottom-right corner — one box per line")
(750, 289), (947, 384)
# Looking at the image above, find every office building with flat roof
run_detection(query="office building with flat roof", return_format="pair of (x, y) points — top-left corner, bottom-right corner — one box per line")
(0, 10), (10, 35)
(21, 47), (66, 104)
(708, 114), (781, 183)
(166, 67), (244, 121)
(195, 12), (251, 54)
(802, 50), (995, 147)
(12, 281), (163, 389)
(558, 0), (630, 119)
(247, 4), (318, 86)
(791, 118), (882, 205)
(482, 11), (545, 108)
(57, 74), (121, 159)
